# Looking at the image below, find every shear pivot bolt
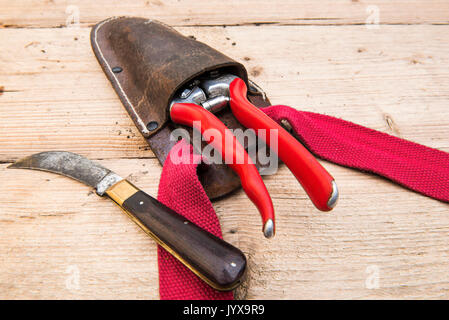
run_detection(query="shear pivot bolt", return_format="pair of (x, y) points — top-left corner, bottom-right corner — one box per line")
(180, 88), (192, 99)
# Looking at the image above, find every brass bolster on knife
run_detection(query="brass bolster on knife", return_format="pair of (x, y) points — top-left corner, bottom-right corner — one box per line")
(105, 180), (139, 206)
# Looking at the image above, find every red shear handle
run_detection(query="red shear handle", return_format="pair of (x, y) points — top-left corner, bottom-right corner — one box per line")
(170, 102), (275, 238)
(229, 78), (338, 211)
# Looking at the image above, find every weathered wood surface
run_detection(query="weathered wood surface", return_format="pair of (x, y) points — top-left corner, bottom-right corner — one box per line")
(1, 0), (449, 27)
(0, 1), (449, 299)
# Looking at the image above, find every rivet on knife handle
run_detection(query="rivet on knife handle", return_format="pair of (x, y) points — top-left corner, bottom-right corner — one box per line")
(8, 151), (247, 291)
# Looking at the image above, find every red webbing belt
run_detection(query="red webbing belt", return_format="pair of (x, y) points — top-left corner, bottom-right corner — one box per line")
(157, 143), (233, 300)
(263, 106), (449, 203)
(156, 105), (449, 300)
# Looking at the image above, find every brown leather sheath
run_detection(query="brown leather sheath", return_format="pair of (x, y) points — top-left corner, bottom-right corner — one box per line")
(91, 17), (271, 199)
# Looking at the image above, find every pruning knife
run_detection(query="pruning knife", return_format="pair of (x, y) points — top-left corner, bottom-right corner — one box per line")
(8, 151), (246, 291)
(170, 74), (339, 238)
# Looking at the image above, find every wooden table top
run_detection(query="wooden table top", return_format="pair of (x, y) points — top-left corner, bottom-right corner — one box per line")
(1, 1), (448, 299)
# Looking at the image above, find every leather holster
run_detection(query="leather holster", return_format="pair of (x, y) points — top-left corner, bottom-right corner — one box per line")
(91, 17), (271, 199)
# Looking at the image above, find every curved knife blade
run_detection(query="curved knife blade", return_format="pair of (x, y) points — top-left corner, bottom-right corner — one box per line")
(7, 151), (122, 195)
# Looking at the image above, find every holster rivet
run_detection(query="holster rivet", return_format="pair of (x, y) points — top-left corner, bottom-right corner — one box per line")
(146, 121), (158, 131)
(112, 66), (123, 73)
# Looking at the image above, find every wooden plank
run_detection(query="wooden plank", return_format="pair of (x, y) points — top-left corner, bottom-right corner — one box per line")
(1, 17), (449, 299)
(1, 159), (449, 299)
(1, 25), (448, 161)
(0, 0), (449, 28)
(0, 159), (162, 299)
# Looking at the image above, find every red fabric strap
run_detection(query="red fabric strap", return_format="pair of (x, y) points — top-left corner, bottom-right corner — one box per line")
(156, 141), (233, 300)
(156, 105), (449, 300)
(262, 105), (449, 203)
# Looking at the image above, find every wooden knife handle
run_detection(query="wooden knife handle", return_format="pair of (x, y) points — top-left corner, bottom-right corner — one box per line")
(105, 180), (246, 291)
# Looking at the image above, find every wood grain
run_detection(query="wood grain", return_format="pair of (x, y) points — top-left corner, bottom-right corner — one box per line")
(1, 25), (448, 160)
(2, 160), (449, 299)
(1, 1), (449, 299)
(1, 0), (448, 28)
